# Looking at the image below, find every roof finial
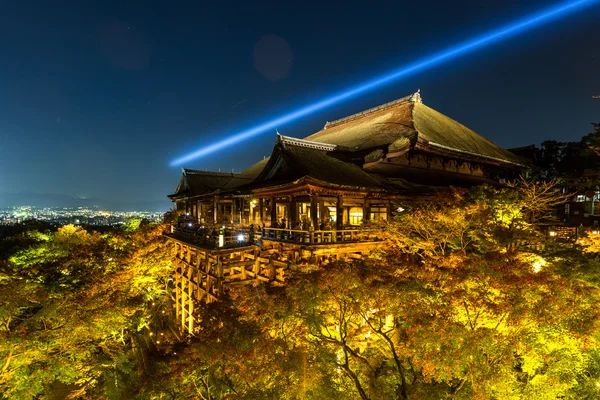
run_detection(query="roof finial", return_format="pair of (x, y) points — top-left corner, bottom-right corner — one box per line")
(276, 130), (284, 144)
(410, 90), (422, 103)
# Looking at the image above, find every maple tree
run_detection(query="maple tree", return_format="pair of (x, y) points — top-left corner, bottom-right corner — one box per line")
(2, 182), (600, 399)
(0, 222), (174, 399)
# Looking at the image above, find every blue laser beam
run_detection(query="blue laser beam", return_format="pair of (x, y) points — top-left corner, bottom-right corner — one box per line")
(170, 0), (599, 166)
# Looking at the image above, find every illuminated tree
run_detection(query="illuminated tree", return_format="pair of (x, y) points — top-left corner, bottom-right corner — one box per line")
(0, 223), (174, 399)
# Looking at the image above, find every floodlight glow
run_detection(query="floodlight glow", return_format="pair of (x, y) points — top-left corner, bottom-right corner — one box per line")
(170, 0), (599, 166)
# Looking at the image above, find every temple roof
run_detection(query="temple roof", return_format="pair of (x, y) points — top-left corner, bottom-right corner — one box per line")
(305, 91), (527, 167)
(170, 91), (529, 201)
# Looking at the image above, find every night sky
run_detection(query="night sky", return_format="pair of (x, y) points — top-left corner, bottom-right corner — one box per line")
(1, 0), (598, 205)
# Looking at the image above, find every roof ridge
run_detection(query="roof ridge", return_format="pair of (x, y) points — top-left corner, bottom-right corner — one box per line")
(183, 168), (244, 177)
(277, 134), (340, 152)
(323, 90), (421, 129)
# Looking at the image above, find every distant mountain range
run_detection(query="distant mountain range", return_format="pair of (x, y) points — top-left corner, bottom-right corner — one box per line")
(0, 192), (172, 212)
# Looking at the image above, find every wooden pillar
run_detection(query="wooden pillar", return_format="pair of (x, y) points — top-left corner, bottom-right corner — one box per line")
(196, 252), (203, 303)
(217, 257), (224, 297)
(174, 257), (181, 326)
(232, 198), (237, 225)
(336, 195), (343, 230)
(270, 197), (277, 226)
(180, 247), (187, 332)
(310, 195), (318, 229)
(253, 248), (260, 278)
(259, 198), (264, 226)
(364, 201), (371, 224)
(268, 256), (276, 281)
(206, 256), (213, 304)
(187, 258), (194, 334)
(319, 199), (326, 222)
(239, 198), (244, 225)
(290, 196), (297, 228)
(213, 197), (218, 226)
(203, 253), (210, 303)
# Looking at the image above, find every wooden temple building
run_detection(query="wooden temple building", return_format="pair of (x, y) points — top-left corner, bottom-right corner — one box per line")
(166, 91), (529, 334)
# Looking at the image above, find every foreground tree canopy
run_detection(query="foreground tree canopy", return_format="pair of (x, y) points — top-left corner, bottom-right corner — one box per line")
(2, 185), (600, 399)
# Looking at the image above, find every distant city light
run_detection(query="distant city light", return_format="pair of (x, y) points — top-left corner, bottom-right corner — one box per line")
(169, 0), (599, 166)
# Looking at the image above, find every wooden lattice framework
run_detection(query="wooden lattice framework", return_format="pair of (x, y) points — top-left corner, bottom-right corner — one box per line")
(169, 236), (377, 334)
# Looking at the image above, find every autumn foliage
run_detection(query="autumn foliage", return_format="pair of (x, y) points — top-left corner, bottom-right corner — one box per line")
(2, 184), (600, 399)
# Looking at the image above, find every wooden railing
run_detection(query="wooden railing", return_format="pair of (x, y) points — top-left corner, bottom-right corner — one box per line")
(261, 227), (372, 244)
(170, 226), (254, 248)
(169, 225), (376, 247)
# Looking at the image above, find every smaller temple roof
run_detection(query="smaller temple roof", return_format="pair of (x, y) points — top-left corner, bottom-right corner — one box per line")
(246, 134), (429, 193)
(239, 157), (270, 178)
(168, 169), (255, 199)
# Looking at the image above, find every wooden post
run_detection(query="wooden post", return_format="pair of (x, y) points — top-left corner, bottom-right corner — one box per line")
(180, 249), (187, 332)
(271, 197), (277, 226)
(336, 195), (343, 231)
(213, 197), (218, 226)
(319, 199), (326, 222)
(217, 257), (224, 297)
(175, 259), (181, 325)
(259, 198), (264, 226)
(310, 195), (318, 230)
(206, 255), (212, 304)
(268, 256), (276, 281)
(232, 198), (237, 225)
(187, 261), (194, 334)
(253, 248), (260, 280)
(290, 196), (297, 228)
(239, 198), (244, 225)
(204, 253), (210, 303)
(197, 252), (203, 303)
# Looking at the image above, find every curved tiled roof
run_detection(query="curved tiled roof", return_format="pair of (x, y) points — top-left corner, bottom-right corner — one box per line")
(169, 169), (254, 198)
(246, 137), (428, 193)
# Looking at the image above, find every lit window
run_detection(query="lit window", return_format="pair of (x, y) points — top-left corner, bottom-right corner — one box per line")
(370, 206), (388, 221)
(575, 195), (586, 202)
(348, 207), (363, 225)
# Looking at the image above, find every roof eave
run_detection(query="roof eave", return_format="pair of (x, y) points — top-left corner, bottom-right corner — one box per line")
(415, 141), (528, 168)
